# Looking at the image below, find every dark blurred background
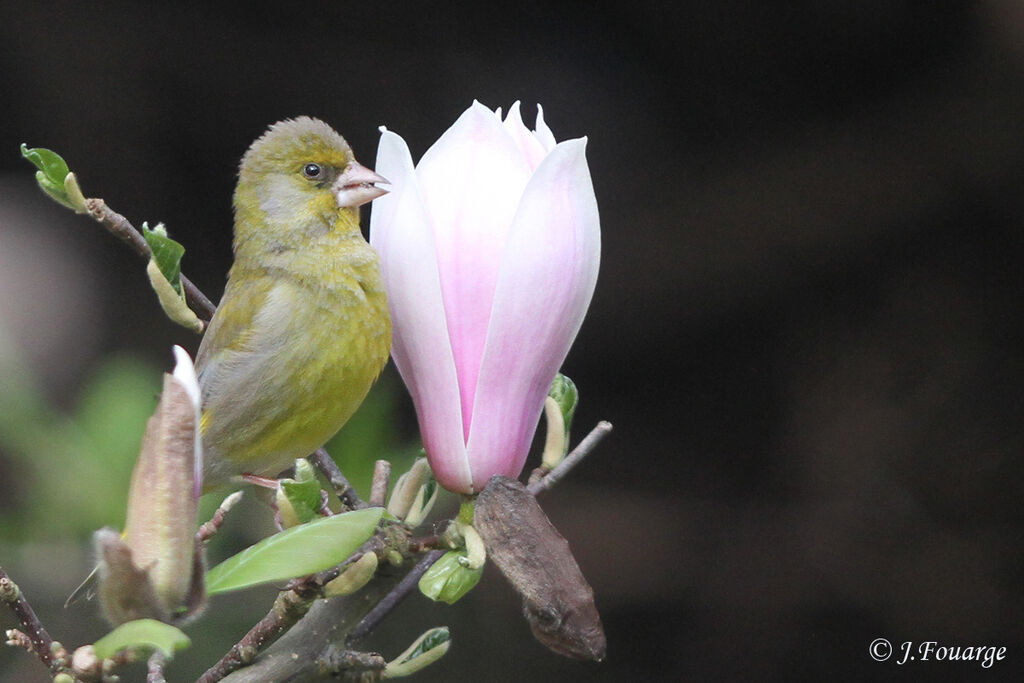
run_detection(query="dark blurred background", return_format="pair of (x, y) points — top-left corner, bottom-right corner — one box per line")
(2, 1), (1023, 681)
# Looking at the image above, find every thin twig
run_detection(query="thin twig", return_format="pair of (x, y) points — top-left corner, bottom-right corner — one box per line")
(318, 647), (386, 677)
(195, 590), (311, 683)
(369, 460), (391, 507)
(407, 534), (443, 553)
(310, 448), (364, 510)
(318, 489), (334, 516)
(148, 652), (167, 683)
(197, 491), (245, 543)
(346, 549), (444, 646)
(528, 421), (613, 496)
(0, 567), (68, 675)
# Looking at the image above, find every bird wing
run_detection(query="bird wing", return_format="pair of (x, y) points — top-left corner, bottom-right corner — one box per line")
(195, 274), (273, 386)
(195, 276), (298, 445)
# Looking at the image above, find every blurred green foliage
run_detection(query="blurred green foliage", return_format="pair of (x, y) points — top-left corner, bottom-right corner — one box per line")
(0, 350), (159, 540)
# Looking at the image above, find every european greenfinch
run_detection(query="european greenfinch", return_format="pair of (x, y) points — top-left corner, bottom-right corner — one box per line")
(195, 117), (391, 489)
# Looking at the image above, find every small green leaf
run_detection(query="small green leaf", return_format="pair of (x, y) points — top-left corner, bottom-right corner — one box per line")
(387, 457), (433, 523)
(92, 619), (190, 660)
(322, 551), (378, 597)
(21, 144), (80, 210)
(21, 144), (70, 186)
(63, 171), (88, 212)
(141, 223), (185, 296)
(418, 549), (483, 604)
(404, 476), (438, 528)
(548, 373), (578, 451)
(146, 260), (204, 332)
(541, 374), (579, 469)
(383, 627), (451, 678)
(402, 626), (450, 663)
(205, 507), (384, 594)
(277, 459), (323, 527)
(140, 223), (203, 332)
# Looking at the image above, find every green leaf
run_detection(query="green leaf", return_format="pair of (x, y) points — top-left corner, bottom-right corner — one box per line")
(400, 626), (450, 664)
(92, 619), (190, 660)
(383, 627), (451, 678)
(205, 507), (384, 594)
(21, 144), (77, 210)
(418, 549), (483, 604)
(548, 373), (578, 451)
(141, 223), (185, 296)
(141, 223), (203, 331)
(277, 459), (323, 527)
(404, 475), (438, 528)
(20, 144), (70, 186)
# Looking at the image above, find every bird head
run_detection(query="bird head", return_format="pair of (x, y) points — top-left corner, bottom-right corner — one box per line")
(234, 117), (388, 244)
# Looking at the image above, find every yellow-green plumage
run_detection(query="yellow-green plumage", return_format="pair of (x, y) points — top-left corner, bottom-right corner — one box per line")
(195, 117), (391, 489)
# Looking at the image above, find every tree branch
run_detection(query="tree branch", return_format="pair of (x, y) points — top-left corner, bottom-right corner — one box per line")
(216, 563), (410, 683)
(196, 588), (313, 683)
(148, 652), (167, 683)
(346, 549), (444, 647)
(0, 567), (69, 676)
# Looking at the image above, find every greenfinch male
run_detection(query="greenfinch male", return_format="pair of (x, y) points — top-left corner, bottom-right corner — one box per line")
(195, 117), (391, 489)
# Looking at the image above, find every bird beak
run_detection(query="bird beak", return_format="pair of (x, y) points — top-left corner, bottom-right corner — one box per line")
(334, 161), (389, 208)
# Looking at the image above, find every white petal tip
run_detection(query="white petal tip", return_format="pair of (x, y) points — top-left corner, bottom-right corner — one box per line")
(171, 346), (200, 408)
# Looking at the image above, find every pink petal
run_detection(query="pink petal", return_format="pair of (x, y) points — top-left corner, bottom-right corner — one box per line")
(502, 101), (550, 171)
(415, 102), (533, 442)
(465, 137), (600, 491)
(534, 104), (558, 152)
(371, 129), (472, 492)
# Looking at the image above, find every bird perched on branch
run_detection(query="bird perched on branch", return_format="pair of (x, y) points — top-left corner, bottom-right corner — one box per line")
(195, 117), (391, 489)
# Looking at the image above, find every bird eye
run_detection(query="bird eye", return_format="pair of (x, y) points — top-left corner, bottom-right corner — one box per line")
(302, 162), (324, 180)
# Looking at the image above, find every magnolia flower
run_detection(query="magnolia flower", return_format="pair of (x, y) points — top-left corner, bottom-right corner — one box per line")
(371, 101), (600, 494)
(95, 346), (205, 624)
